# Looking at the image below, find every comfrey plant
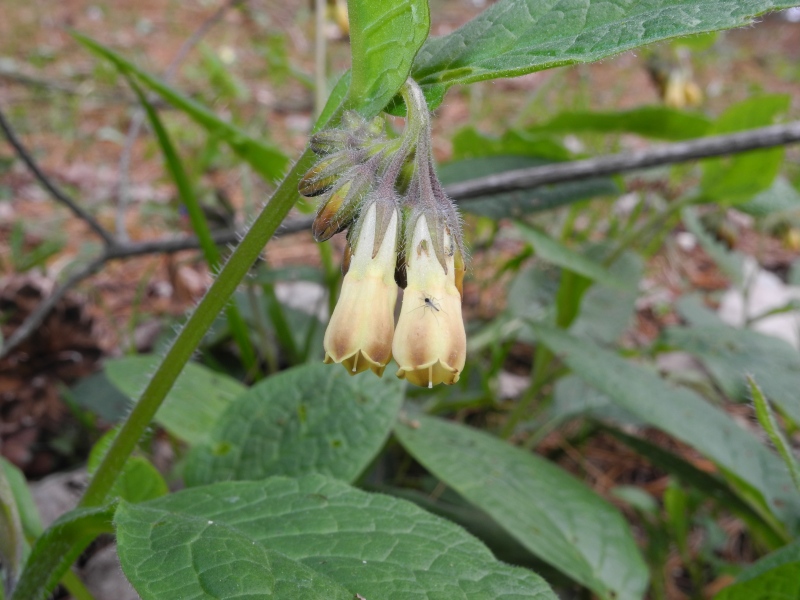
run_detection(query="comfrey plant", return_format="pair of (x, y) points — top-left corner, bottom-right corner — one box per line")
(299, 80), (466, 387)
(6, 3), (800, 600)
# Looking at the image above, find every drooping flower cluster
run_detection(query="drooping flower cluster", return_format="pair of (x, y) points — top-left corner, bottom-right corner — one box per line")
(299, 79), (466, 388)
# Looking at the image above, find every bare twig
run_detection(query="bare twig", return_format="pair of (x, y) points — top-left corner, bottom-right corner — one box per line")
(4, 120), (800, 359)
(0, 106), (116, 245)
(446, 120), (800, 200)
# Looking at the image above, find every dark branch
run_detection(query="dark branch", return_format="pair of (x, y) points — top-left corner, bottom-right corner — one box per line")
(0, 105), (116, 245)
(446, 121), (800, 200)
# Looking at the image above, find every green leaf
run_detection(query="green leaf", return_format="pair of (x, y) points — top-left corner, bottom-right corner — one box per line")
(410, 0), (799, 110)
(733, 537), (800, 584)
(68, 371), (131, 423)
(530, 324), (800, 533)
(105, 355), (246, 445)
(184, 363), (403, 485)
(533, 107), (711, 141)
(662, 324), (800, 425)
(73, 33), (288, 183)
(394, 414), (648, 600)
(714, 562), (800, 600)
(115, 474), (557, 599)
(88, 429), (168, 504)
(739, 177), (800, 217)
(701, 94), (790, 202)
(451, 128), (571, 161)
(10, 505), (115, 600)
(515, 223), (629, 290)
(347, 1), (430, 116)
(0, 459), (42, 538)
(439, 156), (618, 219)
(115, 501), (352, 600)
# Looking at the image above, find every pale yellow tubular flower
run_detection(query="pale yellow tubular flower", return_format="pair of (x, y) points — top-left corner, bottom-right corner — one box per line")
(323, 203), (399, 376)
(393, 215), (466, 388)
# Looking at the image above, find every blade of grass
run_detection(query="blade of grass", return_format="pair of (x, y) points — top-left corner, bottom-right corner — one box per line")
(750, 376), (800, 495)
(128, 77), (259, 376)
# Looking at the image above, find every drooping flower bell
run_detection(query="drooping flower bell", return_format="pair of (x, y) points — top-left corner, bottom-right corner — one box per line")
(392, 214), (466, 387)
(299, 78), (467, 387)
(322, 199), (399, 376)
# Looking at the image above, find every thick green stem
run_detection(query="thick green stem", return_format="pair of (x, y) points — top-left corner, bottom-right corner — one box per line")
(79, 146), (321, 508)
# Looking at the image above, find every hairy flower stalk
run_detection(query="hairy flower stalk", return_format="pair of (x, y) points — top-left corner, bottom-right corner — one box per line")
(299, 78), (467, 386)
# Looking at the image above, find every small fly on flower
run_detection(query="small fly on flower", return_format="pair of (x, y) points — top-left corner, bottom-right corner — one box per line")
(410, 292), (445, 324)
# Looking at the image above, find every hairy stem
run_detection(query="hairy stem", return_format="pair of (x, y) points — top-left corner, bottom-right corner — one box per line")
(79, 146), (320, 507)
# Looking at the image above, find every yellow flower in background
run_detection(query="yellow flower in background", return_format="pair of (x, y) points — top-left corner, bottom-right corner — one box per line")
(323, 203), (399, 376)
(393, 215), (466, 388)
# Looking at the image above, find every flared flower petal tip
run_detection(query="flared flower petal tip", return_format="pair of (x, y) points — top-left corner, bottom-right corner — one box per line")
(396, 361), (460, 388)
(324, 350), (389, 377)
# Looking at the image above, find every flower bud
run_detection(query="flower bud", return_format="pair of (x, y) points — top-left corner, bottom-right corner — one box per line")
(299, 150), (364, 197)
(323, 203), (399, 376)
(393, 215), (466, 387)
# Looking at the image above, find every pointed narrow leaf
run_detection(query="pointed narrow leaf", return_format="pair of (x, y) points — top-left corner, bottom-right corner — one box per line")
(185, 364), (404, 485)
(411, 0), (800, 109)
(531, 323), (800, 532)
(395, 414), (648, 600)
(115, 475), (557, 599)
(347, 1), (430, 116)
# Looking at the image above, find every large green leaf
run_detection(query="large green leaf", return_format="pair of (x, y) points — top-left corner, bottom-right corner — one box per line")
(410, 0), (799, 109)
(531, 324), (800, 532)
(532, 107), (712, 141)
(105, 355), (246, 445)
(73, 33), (288, 183)
(115, 475), (557, 600)
(663, 325), (800, 425)
(347, 0), (430, 116)
(115, 502), (352, 600)
(439, 156), (618, 219)
(184, 364), (403, 485)
(701, 94), (790, 202)
(395, 414), (647, 600)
